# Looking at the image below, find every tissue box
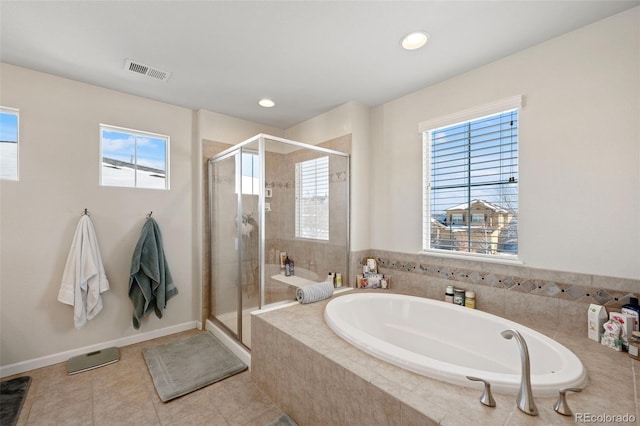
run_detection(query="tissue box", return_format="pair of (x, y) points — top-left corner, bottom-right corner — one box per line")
(610, 312), (633, 351)
(588, 304), (607, 342)
(602, 320), (622, 351)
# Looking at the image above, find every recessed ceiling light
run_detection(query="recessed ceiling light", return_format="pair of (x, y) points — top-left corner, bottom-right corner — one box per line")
(259, 98), (275, 108)
(401, 31), (429, 50)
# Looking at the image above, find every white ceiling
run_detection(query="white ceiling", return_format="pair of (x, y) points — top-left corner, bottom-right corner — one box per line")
(1, 1), (638, 129)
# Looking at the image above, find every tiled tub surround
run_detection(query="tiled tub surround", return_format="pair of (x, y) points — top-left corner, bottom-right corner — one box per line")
(251, 291), (640, 425)
(352, 249), (639, 335)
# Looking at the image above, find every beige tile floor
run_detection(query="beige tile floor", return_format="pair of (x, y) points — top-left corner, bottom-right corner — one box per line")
(8, 330), (286, 426)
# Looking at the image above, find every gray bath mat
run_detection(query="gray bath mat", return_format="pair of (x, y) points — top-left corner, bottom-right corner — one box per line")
(143, 332), (247, 402)
(0, 376), (31, 426)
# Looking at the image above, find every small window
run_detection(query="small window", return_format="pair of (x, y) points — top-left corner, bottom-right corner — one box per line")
(100, 124), (169, 189)
(0, 107), (19, 180)
(472, 214), (485, 224)
(421, 96), (520, 257)
(295, 156), (329, 240)
(241, 151), (259, 195)
(451, 213), (463, 224)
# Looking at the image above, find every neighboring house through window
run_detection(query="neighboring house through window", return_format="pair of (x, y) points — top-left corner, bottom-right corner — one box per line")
(100, 124), (169, 189)
(0, 106), (19, 181)
(421, 96), (521, 257)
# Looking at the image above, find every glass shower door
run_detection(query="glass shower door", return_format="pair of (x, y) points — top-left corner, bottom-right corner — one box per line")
(210, 150), (241, 340)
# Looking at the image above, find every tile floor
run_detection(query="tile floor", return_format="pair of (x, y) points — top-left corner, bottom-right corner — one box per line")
(8, 329), (286, 426)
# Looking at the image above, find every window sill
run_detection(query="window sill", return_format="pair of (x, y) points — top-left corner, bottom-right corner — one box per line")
(417, 249), (523, 266)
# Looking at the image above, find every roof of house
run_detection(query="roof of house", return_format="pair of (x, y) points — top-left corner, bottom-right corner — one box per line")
(445, 199), (508, 213)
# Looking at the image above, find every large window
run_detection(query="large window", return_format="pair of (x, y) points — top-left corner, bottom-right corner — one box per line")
(0, 107), (19, 180)
(100, 124), (169, 189)
(421, 97), (520, 257)
(295, 156), (329, 240)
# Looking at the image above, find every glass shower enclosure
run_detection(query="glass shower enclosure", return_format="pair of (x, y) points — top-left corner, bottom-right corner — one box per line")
(208, 134), (349, 349)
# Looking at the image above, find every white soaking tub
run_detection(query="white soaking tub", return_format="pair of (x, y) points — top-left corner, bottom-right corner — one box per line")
(324, 293), (587, 396)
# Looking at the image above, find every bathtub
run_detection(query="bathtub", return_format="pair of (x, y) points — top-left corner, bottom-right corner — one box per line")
(324, 293), (587, 396)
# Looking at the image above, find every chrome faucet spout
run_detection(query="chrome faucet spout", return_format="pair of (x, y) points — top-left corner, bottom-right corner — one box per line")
(501, 329), (538, 416)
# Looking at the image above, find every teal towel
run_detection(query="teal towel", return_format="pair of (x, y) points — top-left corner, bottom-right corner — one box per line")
(129, 218), (178, 329)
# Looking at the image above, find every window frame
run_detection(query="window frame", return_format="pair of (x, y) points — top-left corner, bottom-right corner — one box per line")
(419, 96), (522, 261)
(99, 124), (170, 190)
(0, 106), (20, 181)
(295, 155), (330, 241)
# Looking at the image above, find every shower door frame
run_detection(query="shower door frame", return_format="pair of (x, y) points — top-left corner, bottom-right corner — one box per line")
(208, 133), (350, 346)
(208, 148), (244, 344)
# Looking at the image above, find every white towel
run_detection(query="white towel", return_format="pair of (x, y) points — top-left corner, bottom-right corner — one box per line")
(296, 281), (334, 304)
(58, 215), (109, 329)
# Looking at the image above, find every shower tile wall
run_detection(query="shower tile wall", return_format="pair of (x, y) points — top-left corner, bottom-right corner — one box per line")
(264, 135), (351, 304)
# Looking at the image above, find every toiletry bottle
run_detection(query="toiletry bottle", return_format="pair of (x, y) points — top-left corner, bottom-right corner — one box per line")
(328, 272), (335, 287)
(453, 289), (465, 306)
(622, 297), (640, 331)
(464, 291), (476, 309)
(290, 258), (295, 276)
(445, 285), (454, 303)
(336, 273), (342, 287)
(285, 256), (291, 276)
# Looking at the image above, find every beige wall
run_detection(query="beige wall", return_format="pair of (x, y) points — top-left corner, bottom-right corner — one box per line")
(369, 7), (639, 279)
(0, 63), (195, 367)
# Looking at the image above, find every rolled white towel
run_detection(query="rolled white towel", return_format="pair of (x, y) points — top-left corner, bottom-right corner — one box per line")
(296, 281), (335, 304)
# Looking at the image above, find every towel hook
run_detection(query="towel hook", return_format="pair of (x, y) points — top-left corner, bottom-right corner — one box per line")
(146, 211), (153, 218)
(83, 208), (90, 216)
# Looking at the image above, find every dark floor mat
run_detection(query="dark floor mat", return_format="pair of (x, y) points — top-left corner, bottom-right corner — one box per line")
(0, 376), (31, 426)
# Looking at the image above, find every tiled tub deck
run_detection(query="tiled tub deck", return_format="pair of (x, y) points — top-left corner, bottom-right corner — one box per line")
(251, 290), (639, 425)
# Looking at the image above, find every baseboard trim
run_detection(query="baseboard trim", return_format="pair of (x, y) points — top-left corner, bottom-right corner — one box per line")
(205, 319), (251, 367)
(0, 321), (199, 378)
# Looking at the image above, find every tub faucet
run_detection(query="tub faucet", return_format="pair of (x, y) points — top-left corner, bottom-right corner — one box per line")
(501, 329), (538, 416)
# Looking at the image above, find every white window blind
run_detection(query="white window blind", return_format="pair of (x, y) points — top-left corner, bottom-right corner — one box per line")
(295, 156), (329, 240)
(423, 107), (519, 256)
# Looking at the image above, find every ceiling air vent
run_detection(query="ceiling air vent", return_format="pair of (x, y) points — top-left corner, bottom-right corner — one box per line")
(124, 59), (171, 81)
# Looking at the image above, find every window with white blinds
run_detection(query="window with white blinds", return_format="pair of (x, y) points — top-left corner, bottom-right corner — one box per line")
(295, 156), (329, 240)
(422, 100), (519, 257)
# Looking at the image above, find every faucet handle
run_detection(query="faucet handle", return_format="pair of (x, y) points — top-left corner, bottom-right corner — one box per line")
(553, 387), (583, 416)
(466, 376), (496, 407)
